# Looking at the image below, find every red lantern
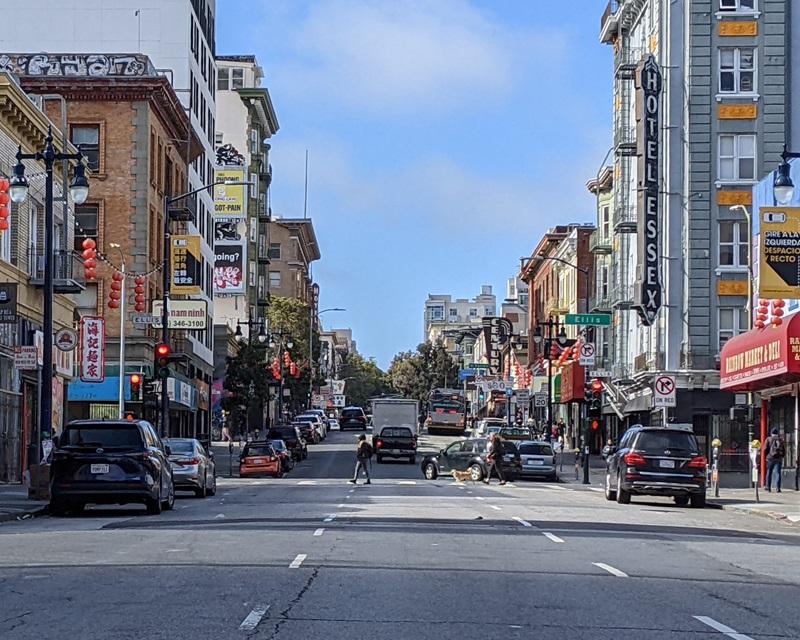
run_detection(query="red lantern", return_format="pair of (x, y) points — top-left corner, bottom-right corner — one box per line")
(773, 317), (783, 326)
(134, 303), (145, 312)
(110, 280), (122, 291)
(0, 178), (9, 191)
(773, 307), (785, 317)
(84, 269), (96, 280)
(82, 237), (96, 250)
(0, 206), (8, 218)
(134, 285), (144, 295)
(109, 290), (120, 300)
(112, 271), (124, 282)
(0, 219), (8, 231)
(0, 193), (8, 206)
(108, 299), (120, 309)
(135, 276), (145, 285)
(135, 294), (145, 303)
(84, 258), (97, 269)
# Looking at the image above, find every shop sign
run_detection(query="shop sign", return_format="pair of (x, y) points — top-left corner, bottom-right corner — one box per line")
(0, 283), (17, 324)
(170, 234), (203, 295)
(196, 380), (210, 411)
(14, 346), (38, 370)
(52, 377), (64, 434)
(55, 328), (78, 351)
(634, 54), (663, 327)
(151, 300), (208, 329)
(213, 168), (246, 218)
(213, 241), (246, 295)
(79, 316), (105, 383)
(757, 207), (800, 298)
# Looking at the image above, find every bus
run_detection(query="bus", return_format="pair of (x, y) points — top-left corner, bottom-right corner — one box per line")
(426, 388), (467, 435)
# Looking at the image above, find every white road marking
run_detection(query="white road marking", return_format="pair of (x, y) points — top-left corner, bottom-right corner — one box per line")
(475, 496), (485, 501)
(593, 562), (628, 577)
(397, 480), (416, 485)
(239, 604), (269, 631)
(289, 554), (307, 569)
(348, 489), (355, 493)
(313, 528), (324, 536)
(588, 487), (604, 493)
(506, 483), (517, 488)
(490, 505), (502, 511)
(512, 516), (532, 527)
(214, 513), (226, 519)
(297, 480), (316, 485)
(338, 503), (346, 508)
(323, 514), (336, 522)
(345, 495), (351, 499)
(693, 616), (755, 640)
(542, 532), (565, 543)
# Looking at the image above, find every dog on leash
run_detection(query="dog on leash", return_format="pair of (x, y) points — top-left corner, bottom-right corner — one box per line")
(451, 469), (474, 483)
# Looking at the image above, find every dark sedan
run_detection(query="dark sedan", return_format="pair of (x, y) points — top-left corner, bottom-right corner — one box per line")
(266, 426), (308, 461)
(420, 438), (520, 482)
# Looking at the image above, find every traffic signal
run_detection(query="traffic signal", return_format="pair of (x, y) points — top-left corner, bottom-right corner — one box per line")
(154, 343), (172, 380)
(590, 418), (601, 431)
(124, 412), (136, 421)
(588, 378), (603, 417)
(129, 373), (142, 401)
(478, 388), (485, 404)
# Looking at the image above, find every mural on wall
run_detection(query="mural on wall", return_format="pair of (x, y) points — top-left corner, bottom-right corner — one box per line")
(0, 53), (150, 77)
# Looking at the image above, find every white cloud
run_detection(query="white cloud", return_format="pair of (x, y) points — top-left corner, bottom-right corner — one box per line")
(267, 0), (565, 115)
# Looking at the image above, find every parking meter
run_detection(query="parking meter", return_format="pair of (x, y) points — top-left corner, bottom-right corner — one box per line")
(749, 439), (761, 502)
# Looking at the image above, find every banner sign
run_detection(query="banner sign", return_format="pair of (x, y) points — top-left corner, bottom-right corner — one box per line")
(758, 206), (800, 298)
(481, 316), (512, 375)
(0, 283), (17, 324)
(79, 316), (105, 383)
(151, 300), (208, 329)
(170, 234), (203, 295)
(213, 241), (246, 295)
(213, 168), (246, 218)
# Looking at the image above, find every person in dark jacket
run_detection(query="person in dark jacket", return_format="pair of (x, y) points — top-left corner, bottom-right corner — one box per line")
(349, 434), (372, 485)
(485, 433), (506, 486)
(764, 427), (786, 492)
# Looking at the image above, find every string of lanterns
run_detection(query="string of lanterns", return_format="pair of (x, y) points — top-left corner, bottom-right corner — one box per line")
(755, 298), (785, 329)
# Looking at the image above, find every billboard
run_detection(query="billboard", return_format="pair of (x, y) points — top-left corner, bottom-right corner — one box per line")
(214, 168), (246, 218)
(757, 207), (800, 298)
(170, 234), (202, 295)
(214, 241), (246, 295)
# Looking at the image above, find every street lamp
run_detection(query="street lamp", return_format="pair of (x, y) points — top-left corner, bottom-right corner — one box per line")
(234, 317), (267, 344)
(267, 330), (294, 422)
(11, 128), (89, 464)
(773, 146), (799, 205)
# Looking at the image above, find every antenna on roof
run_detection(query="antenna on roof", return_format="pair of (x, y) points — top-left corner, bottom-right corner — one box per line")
(303, 149), (309, 219)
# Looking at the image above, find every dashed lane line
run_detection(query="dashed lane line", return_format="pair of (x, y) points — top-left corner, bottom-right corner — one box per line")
(475, 496), (485, 501)
(693, 616), (755, 640)
(289, 554), (307, 569)
(592, 562), (627, 577)
(489, 505), (502, 511)
(512, 516), (532, 527)
(338, 503), (346, 508)
(239, 605), (270, 631)
(542, 532), (565, 543)
(323, 514), (336, 523)
(314, 528), (325, 536)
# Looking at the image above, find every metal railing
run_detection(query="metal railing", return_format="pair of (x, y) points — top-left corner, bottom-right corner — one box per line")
(30, 247), (82, 282)
(600, 0), (620, 33)
(589, 229), (612, 254)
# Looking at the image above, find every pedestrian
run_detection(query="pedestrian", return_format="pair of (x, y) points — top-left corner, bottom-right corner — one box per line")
(349, 434), (372, 485)
(485, 432), (507, 486)
(556, 418), (566, 439)
(601, 437), (615, 459)
(574, 445), (584, 480)
(764, 427), (786, 492)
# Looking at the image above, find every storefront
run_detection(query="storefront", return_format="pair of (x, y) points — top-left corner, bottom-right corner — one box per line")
(720, 314), (800, 485)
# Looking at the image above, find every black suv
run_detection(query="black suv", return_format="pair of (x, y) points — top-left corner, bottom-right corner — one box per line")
(266, 425), (307, 461)
(420, 438), (521, 482)
(340, 406), (367, 430)
(50, 419), (175, 515)
(604, 426), (707, 508)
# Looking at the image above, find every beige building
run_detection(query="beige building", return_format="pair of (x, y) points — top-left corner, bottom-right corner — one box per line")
(267, 218), (320, 305)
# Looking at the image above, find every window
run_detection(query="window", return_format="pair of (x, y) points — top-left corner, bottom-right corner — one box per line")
(215, 132), (224, 146)
(719, 308), (748, 350)
(469, 308), (477, 318)
(217, 67), (229, 91)
(720, 0), (755, 11)
(719, 134), (755, 181)
(74, 204), (98, 252)
(231, 68), (244, 89)
(71, 125), (100, 171)
(719, 48), (755, 93)
(719, 221), (748, 268)
(597, 263), (610, 298)
(268, 243), (281, 259)
(601, 205), (610, 237)
(429, 306), (444, 320)
(269, 271), (281, 288)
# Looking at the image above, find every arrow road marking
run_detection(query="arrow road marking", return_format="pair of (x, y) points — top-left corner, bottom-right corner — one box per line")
(289, 554), (307, 569)
(593, 562), (627, 577)
(239, 605), (269, 631)
(693, 616), (754, 640)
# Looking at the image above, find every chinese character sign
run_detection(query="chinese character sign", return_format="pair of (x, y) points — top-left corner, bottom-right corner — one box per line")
(79, 316), (105, 383)
(170, 235), (203, 295)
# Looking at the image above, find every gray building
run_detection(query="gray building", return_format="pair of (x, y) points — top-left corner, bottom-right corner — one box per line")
(597, 0), (791, 463)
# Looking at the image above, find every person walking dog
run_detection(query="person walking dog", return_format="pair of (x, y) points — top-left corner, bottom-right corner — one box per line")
(485, 432), (507, 486)
(349, 434), (372, 485)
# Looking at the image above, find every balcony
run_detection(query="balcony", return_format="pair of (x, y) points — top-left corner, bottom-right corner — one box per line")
(615, 47), (644, 79)
(589, 229), (612, 255)
(610, 283), (634, 310)
(549, 299), (570, 315)
(29, 249), (85, 294)
(589, 294), (612, 313)
(257, 238), (269, 264)
(258, 196), (270, 221)
(599, 0), (620, 44)
(168, 192), (197, 223)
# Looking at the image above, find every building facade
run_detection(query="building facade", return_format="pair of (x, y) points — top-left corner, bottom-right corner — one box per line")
(266, 218), (320, 305)
(423, 286), (497, 356)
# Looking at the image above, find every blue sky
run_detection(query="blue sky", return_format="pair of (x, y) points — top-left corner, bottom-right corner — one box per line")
(218, 1), (612, 369)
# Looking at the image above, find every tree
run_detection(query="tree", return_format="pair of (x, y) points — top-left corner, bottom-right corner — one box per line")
(221, 342), (272, 433)
(387, 341), (459, 403)
(339, 353), (391, 408)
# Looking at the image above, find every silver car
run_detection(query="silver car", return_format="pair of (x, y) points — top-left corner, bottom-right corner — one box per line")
(516, 440), (557, 481)
(164, 438), (217, 497)
(295, 414), (326, 441)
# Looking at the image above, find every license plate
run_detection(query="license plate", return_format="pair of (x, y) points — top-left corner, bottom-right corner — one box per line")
(659, 459), (675, 469)
(389, 449), (403, 454)
(90, 464), (109, 474)
(525, 459), (544, 466)
(252, 458), (265, 465)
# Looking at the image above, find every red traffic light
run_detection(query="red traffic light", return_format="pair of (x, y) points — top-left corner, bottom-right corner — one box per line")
(130, 373), (142, 386)
(155, 344), (171, 359)
(591, 419), (600, 431)
(590, 378), (604, 393)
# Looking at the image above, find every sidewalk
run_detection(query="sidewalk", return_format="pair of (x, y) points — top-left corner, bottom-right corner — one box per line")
(709, 486), (800, 525)
(0, 484), (48, 523)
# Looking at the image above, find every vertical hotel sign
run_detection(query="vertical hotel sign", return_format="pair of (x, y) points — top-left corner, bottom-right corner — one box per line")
(79, 316), (105, 383)
(634, 55), (663, 326)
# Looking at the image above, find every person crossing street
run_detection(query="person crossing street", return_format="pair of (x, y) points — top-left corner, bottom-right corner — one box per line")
(349, 434), (372, 485)
(485, 432), (507, 486)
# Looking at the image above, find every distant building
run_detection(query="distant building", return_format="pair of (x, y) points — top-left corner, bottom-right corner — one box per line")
(423, 286), (496, 355)
(267, 218), (321, 306)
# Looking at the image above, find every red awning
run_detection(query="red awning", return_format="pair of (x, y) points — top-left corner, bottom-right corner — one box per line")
(720, 313), (800, 391)
(558, 360), (586, 403)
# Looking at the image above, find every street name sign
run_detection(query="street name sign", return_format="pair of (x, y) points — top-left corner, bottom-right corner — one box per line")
(468, 362), (490, 369)
(653, 374), (677, 408)
(564, 313), (611, 326)
(589, 369), (612, 378)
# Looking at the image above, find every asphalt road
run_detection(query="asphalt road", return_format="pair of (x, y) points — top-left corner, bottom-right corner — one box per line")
(1, 427), (799, 639)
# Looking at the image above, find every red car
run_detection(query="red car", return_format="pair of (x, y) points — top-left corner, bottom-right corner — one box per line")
(239, 442), (283, 478)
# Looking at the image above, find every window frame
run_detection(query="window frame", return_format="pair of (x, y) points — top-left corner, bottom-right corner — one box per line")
(719, 47), (756, 95)
(268, 270), (281, 289)
(268, 243), (281, 260)
(718, 133), (756, 183)
(74, 203), (99, 253)
(231, 68), (244, 90)
(217, 66), (229, 91)
(718, 307), (749, 351)
(70, 124), (101, 173)
(719, 0), (756, 12)
(718, 221), (748, 269)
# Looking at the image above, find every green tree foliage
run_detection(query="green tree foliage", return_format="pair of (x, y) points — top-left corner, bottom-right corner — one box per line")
(221, 342), (271, 426)
(387, 341), (459, 403)
(338, 353), (391, 408)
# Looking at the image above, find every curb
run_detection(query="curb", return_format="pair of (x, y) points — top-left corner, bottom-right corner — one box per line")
(709, 501), (798, 525)
(0, 505), (48, 524)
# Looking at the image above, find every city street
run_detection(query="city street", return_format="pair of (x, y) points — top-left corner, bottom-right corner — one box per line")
(1, 429), (799, 640)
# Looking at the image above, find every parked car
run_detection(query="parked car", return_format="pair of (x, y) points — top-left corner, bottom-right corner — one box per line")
(266, 426), (307, 461)
(239, 441), (283, 478)
(373, 426), (417, 464)
(340, 406), (368, 430)
(164, 437), (217, 497)
(50, 419), (175, 515)
(270, 439), (295, 472)
(327, 418), (340, 431)
(420, 437), (521, 482)
(293, 421), (319, 445)
(604, 425), (707, 507)
(296, 413), (326, 441)
(473, 418), (505, 437)
(499, 427), (534, 442)
(516, 440), (557, 481)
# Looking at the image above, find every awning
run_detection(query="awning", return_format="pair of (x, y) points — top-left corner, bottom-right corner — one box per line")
(558, 361), (586, 404)
(720, 313), (800, 391)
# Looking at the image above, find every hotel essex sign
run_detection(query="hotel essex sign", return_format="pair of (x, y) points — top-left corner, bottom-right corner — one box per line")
(634, 55), (663, 327)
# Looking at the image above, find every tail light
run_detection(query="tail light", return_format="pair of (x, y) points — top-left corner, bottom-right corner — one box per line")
(376, 439), (383, 449)
(624, 452), (646, 466)
(687, 455), (707, 469)
(176, 457), (201, 465)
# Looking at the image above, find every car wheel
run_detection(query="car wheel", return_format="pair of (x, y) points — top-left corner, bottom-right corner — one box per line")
(376, 455), (383, 463)
(195, 476), (207, 498)
(604, 472), (617, 501)
(146, 495), (162, 515)
(207, 475), (217, 496)
(424, 462), (438, 480)
(48, 500), (69, 517)
(616, 473), (631, 505)
(690, 493), (706, 509)
(673, 495), (690, 506)
(162, 478), (175, 511)
(470, 464), (484, 482)
(409, 455), (416, 465)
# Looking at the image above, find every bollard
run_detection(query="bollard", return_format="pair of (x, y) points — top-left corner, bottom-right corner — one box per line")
(711, 438), (721, 498)
(750, 439), (761, 503)
(229, 440), (234, 479)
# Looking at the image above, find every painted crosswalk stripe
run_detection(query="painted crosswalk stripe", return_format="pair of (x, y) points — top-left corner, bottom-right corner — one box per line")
(313, 528), (324, 536)
(397, 480), (416, 485)
(475, 496), (485, 501)
(239, 605), (269, 631)
(490, 505), (501, 511)
(593, 562), (627, 577)
(542, 532), (564, 543)
(693, 616), (754, 640)
(323, 514), (336, 522)
(289, 554), (307, 569)
(512, 516), (532, 527)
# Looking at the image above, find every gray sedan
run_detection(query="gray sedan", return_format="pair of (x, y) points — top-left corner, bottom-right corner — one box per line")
(516, 440), (557, 481)
(164, 438), (217, 497)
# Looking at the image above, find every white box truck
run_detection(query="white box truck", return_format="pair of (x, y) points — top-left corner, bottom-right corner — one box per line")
(370, 398), (420, 464)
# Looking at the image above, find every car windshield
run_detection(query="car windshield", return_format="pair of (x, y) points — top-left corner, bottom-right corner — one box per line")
(295, 416), (315, 423)
(244, 445), (273, 457)
(378, 427), (413, 438)
(270, 429), (295, 439)
(519, 443), (553, 456)
(165, 440), (195, 455)
(62, 426), (142, 449)
(486, 426), (502, 434)
(635, 431), (698, 453)
(270, 440), (286, 451)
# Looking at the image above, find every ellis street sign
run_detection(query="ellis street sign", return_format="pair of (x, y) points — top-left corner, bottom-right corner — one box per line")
(565, 313), (611, 326)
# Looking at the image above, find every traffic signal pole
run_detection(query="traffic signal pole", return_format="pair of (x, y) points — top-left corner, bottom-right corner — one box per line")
(160, 194), (171, 437)
(117, 255), (127, 419)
